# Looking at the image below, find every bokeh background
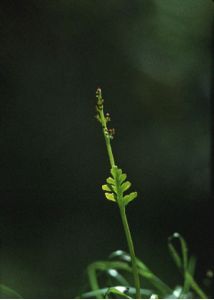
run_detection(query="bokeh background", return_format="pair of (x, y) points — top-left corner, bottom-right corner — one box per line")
(0, 0), (213, 298)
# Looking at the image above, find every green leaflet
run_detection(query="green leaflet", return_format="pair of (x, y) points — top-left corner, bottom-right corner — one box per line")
(121, 181), (131, 192)
(102, 166), (137, 207)
(105, 192), (116, 202)
(119, 173), (127, 184)
(123, 192), (138, 206)
(102, 184), (111, 192)
(106, 177), (114, 185)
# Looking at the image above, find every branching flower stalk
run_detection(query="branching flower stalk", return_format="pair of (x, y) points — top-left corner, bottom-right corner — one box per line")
(95, 88), (141, 299)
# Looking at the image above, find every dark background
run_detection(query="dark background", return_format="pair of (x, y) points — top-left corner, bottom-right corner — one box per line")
(0, 0), (213, 298)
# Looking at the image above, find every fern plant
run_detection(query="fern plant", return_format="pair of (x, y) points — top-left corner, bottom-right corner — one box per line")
(1, 89), (210, 299)
(78, 88), (209, 299)
(95, 88), (141, 298)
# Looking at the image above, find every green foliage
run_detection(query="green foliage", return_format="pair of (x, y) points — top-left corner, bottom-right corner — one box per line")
(0, 284), (22, 299)
(102, 166), (137, 207)
(168, 233), (207, 299)
(80, 235), (207, 299)
(95, 88), (141, 298)
(78, 88), (209, 299)
(0, 89), (209, 299)
(104, 287), (132, 299)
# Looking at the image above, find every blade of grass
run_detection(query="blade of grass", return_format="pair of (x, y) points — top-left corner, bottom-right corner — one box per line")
(168, 233), (208, 299)
(110, 250), (172, 296)
(107, 269), (130, 286)
(0, 284), (22, 299)
(104, 287), (131, 299)
(168, 240), (182, 270)
(136, 259), (172, 296)
(109, 250), (131, 262)
(80, 287), (110, 298)
(81, 286), (153, 299)
(168, 233), (189, 296)
(186, 274), (207, 299)
(88, 258), (172, 298)
(87, 264), (102, 298)
(187, 256), (196, 278)
(87, 261), (132, 299)
(184, 256), (196, 293)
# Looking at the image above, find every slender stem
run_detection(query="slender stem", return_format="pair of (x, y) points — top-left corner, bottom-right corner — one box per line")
(99, 108), (115, 167)
(119, 206), (141, 299)
(97, 93), (141, 298)
(187, 274), (208, 299)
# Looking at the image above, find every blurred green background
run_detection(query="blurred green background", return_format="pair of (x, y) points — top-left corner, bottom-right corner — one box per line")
(0, 0), (213, 298)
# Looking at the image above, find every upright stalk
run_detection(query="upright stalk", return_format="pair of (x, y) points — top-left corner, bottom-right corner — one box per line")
(99, 104), (115, 167)
(119, 206), (141, 299)
(96, 88), (141, 298)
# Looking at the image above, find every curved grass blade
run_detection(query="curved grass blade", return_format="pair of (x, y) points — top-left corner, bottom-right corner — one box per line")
(109, 250), (131, 262)
(168, 232), (189, 296)
(87, 261), (132, 299)
(87, 260), (159, 298)
(168, 233), (188, 272)
(81, 287), (110, 298)
(168, 233), (208, 299)
(184, 256), (196, 294)
(188, 256), (196, 278)
(87, 263), (102, 299)
(136, 258), (172, 296)
(107, 269), (129, 286)
(81, 286), (153, 299)
(109, 250), (172, 296)
(0, 284), (22, 299)
(186, 274), (207, 299)
(104, 287), (131, 299)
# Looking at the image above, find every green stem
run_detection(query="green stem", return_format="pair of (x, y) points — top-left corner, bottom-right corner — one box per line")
(119, 206), (141, 299)
(187, 274), (208, 299)
(99, 108), (115, 167)
(99, 100), (141, 298)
